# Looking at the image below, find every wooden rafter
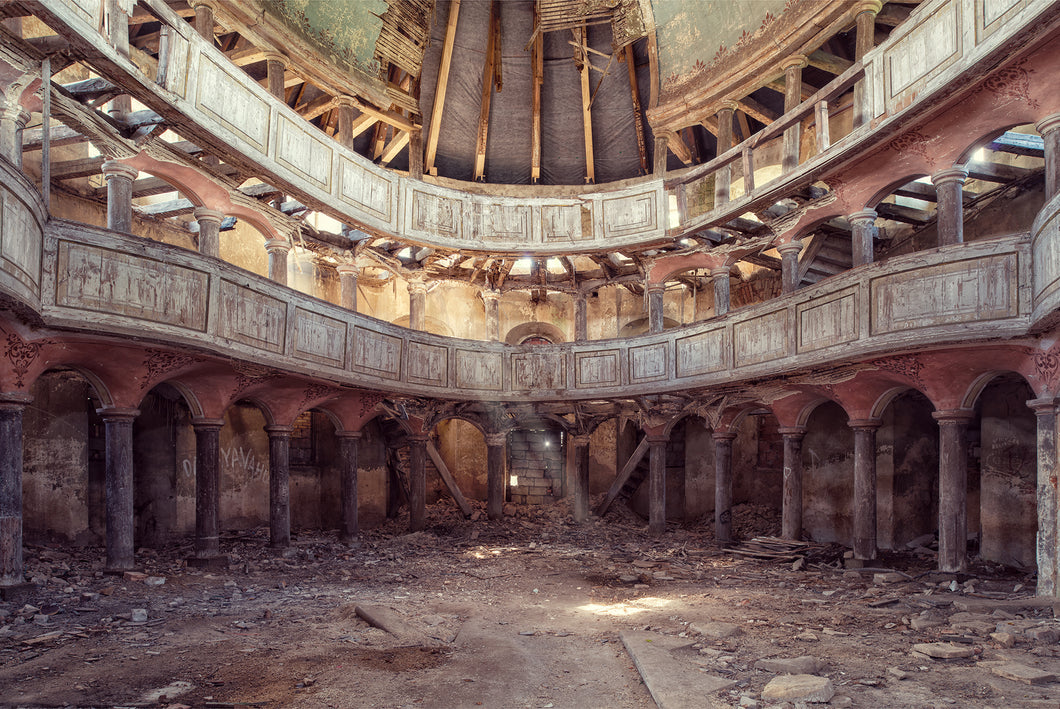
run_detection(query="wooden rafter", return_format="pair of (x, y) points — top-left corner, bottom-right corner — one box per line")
(473, 0), (502, 181)
(625, 44), (648, 175)
(737, 97), (778, 125)
(574, 25), (594, 183)
(424, 0), (460, 176)
(530, 1), (543, 183)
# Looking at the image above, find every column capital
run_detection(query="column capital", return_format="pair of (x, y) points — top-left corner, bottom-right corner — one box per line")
(778, 425), (807, 437)
(709, 265), (732, 279)
(407, 432), (430, 443)
(262, 52), (288, 68)
(712, 431), (738, 442)
(334, 95), (359, 110)
(480, 288), (500, 303)
(847, 417), (882, 431)
(781, 54), (808, 71)
(775, 239), (803, 256)
(1, 105), (30, 127)
(191, 417), (225, 430)
(1027, 398), (1059, 415)
(193, 207), (225, 225)
(570, 434), (592, 447)
(0, 391), (33, 407)
(717, 100), (739, 114)
(96, 406), (140, 421)
(1036, 114), (1060, 136)
(931, 408), (975, 423)
(264, 237), (291, 255)
(931, 166), (969, 187)
(853, 0), (883, 16)
(100, 160), (139, 182)
(484, 432), (507, 447)
(336, 429), (363, 440)
(336, 262), (360, 277)
(407, 275), (428, 295)
(264, 424), (293, 436)
(848, 208), (878, 225)
(188, 0), (218, 11)
(644, 281), (666, 295)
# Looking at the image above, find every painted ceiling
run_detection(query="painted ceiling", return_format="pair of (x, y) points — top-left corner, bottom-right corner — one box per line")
(258, 0), (387, 78)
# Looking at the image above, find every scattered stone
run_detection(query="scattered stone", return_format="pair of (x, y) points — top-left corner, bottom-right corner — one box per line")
(989, 662), (1056, 685)
(144, 576), (166, 586)
(795, 632), (819, 642)
(888, 666), (910, 680)
(131, 609), (148, 623)
(123, 571), (147, 582)
(690, 621), (742, 639)
(874, 572), (905, 584)
(868, 597), (899, 608)
(761, 674), (835, 703)
(831, 694), (853, 708)
(754, 656), (823, 675)
(738, 696), (759, 708)
(910, 615), (944, 631)
(912, 642), (975, 659)
(792, 558), (805, 572)
(619, 575), (638, 584)
(33, 614), (49, 625)
(1025, 627), (1060, 645)
(990, 632), (1016, 648)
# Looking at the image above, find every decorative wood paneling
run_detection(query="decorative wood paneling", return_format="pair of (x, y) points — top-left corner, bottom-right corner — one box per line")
(469, 202), (532, 243)
(55, 241), (208, 330)
(0, 189), (42, 295)
(351, 327), (402, 379)
(455, 349), (503, 390)
(629, 342), (668, 382)
(275, 115), (333, 190)
(218, 280), (286, 353)
(1033, 200), (1060, 307)
(338, 157), (395, 226)
(163, 30), (191, 98)
(675, 328), (728, 378)
(600, 188), (659, 239)
(542, 203), (591, 242)
(575, 350), (620, 387)
(872, 253), (1019, 333)
(734, 310), (789, 366)
(293, 308), (346, 367)
(195, 57), (271, 152)
(406, 187), (461, 241)
(797, 289), (858, 353)
(977, 0), (1027, 40)
(407, 341), (448, 386)
(512, 351), (565, 390)
(57, 0), (99, 24)
(885, 0), (962, 104)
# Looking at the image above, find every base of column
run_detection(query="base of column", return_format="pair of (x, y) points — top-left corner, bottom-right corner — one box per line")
(269, 545), (298, 558)
(103, 566), (143, 576)
(186, 555), (229, 570)
(0, 582), (35, 602)
(339, 535), (361, 548)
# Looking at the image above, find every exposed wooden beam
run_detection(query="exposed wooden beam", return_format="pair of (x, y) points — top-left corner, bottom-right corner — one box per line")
(379, 130), (410, 166)
(424, 0), (460, 177)
(296, 94), (338, 121)
(735, 111), (752, 142)
(530, 1), (543, 183)
(625, 45), (648, 176)
(473, 0), (501, 181)
(965, 160), (1037, 183)
(807, 49), (853, 76)
(876, 202), (933, 224)
(575, 25), (594, 183)
(350, 112), (378, 139)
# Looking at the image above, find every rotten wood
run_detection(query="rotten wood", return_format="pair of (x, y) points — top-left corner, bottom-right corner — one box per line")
(426, 441), (472, 517)
(596, 436), (649, 516)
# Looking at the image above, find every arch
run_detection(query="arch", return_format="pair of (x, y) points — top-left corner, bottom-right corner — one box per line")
(961, 369), (1036, 410)
(954, 122), (1040, 165)
(870, 385), (925, 420)
(429, 412), (488, 437)
(235, 396), (277, 426)
(505, 321), (566, 345)
(31, 364), (115, 409)
(864, 173), (932, 210)
(618, 316), (681, 337)
(791, 396), (835, 428)
(136, 379), (205, 419)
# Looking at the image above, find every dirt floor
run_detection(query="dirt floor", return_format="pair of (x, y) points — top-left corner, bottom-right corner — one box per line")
(2, 500), (1060, 709)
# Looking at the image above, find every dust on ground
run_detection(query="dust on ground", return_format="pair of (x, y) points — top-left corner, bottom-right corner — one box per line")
(1, 499), (1057, 709)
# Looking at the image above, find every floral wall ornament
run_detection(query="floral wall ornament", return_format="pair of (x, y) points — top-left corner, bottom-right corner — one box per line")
(140, 348), (200, 390)
(975, 57), (1040, 110)
(872, 355), (925, 389)
(4, 332), (39, 388)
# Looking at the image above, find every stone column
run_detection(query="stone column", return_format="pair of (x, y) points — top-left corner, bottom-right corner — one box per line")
(570, 434), (591, 523)
(191, 418), (223, 562)
(1036, 114), (1060, 201)
(190, 0), (216, 41)
(646, 283), (665, 334)
(485, 432), (507, 520)
(0, 394), (30, 590)
(932, 167), (969, 247)
(408, 277), (427, 331)
(852, 1), (882, 128)
(0, 105), (30, 170)
(482, 290), (500, 342)
(849, 418), (880, 561)
(338, 431), (361, 543)
(193, 207), (224, 259)
(99, 407), (139, 572)
(102, 161), (138, 234)
(714, 431), (737, 544)
(933, 409), (972, 573)
(779, 426), (806, 541)
(266, 425), (292, 549)
(263, 53), (286, 100)
(647, 435), (668, 535)
(408, 433), (428, 531)
(782, 55), (808, 172)
(848, 208), (878, 267)
(653, 134), (668, 176)
(711, 266), (731, 316)
(777, 240), (802, 294)
(265, 238), (291, 286)
(574, 293), (588, 341)
(338, 262), (359, 312)
(1029, 398), (1059, 596)
(714, 101), (737, 206)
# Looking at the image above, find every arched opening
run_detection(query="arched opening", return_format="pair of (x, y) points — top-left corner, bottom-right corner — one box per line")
(802, 400), (853, 546)
(220, 400), (272, 531)
(288, 409), (342, 533)
(132, 383), (194, 548)
(508, 422), (566, 505)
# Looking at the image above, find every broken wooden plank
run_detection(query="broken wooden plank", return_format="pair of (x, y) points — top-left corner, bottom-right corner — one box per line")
(426, 441), (472, 517)
(595, 436), (649, 516)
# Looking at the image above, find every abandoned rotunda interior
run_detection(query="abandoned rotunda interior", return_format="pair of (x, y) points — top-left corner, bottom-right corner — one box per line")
(0, 0), (1059, 658)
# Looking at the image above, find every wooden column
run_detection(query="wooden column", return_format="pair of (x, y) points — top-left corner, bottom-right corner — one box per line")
(338, 262), (359, 312)
(102, 161), (138, 234)
(106, 0), (130, 56)
(781, 55), (807, 172)
(932, 167), (969, 247)
(1036, 114), (1060, 201)
(264, 53), (286, 100)
(265, 238), (291, 286)
(646, 283), (665, 333)
(777, 240), (803, 294)
(570, 435), (591, 523)
(653, 134), (668, 176)
(99, 407), (139, 572)
(482, 290), (500, 342)
(408, 434), (428, 531)
(408, 127), (423, 180)
(266, 425), (292, 549)
(852, 1), (881, 128)
(849, 418), (880, 561)
(574, 293), (588, 341)
(191, 0), (216, 42)
(933, 410), (972, 573)
(485, 432), (507, 520)
(714, 102), (737, 206)
(647, 435), (668, 535)
(0, 395), (30, 589)
(711, 266), (731, 316)
(779, 426), (806, 541)
(1029, 398), (1059, 596)
(714, 432), (737, 544)
(408, 277), (427, 331)
(338, 431), (361, 543)
(193, 207), (224, 259)
(191, 418), (223, 561)
(848, 208), (878, 267)
(0, 105), (29, 170)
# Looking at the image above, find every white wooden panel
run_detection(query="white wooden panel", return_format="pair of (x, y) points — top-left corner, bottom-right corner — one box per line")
(338, 157), (395, 226)
(675, 328), (728, 378)
(407, 341), (448, 386)
(57, 0), (100, 24)
(541, 203), (590, 243)
(1033, 203), (1060, 306)
(886, 0), (961, 98)
(276, 115), (333, 189)
(455, 349), (503, 390)
(575, 350), (620, 387)
(0, 189), (41, 294)
(872, 253), (1018, 333)
(797, 289), (859, 353)
(406, 187), (461, 241)
(978, 0), (1026, 39)
(294, 308), (346, 367)
(734, 310), (789, 366)
(163, 30), (191, 98)
(195, 57), (271, 152)
(600, 189), (659, 239)
(351, 327), (402, 379)
(56, 241), (208, 330)
(629, 342), (668, 382)
(512, 351), (565, 389)
(218, 280), (286, 353)
(468, 202), (532, 243)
